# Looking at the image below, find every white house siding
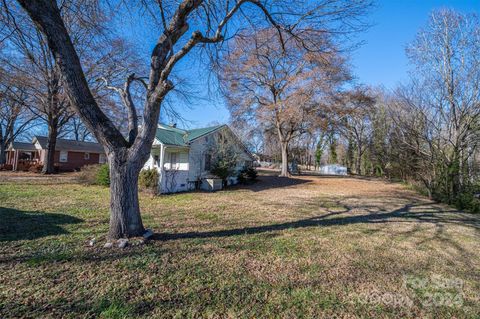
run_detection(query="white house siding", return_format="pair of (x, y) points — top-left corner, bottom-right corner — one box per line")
(159, 149), (190, 193)
(188, 128), (253, 186)
(160, 170), (190, 193)
(187, 135), (210, 182)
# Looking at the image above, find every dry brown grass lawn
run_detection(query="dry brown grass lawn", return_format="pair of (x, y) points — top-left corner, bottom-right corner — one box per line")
(0, 171), (479, 318)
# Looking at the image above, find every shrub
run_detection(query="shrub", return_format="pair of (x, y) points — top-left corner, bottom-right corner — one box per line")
(245, 167), (258, 181)
(77, 165), (102, 185)
(237, 166), (258, 184)
(455, 193), (480, 214)
(139, 168), (159, 192)
(29, 163), (43, 173)
(96, 164), (110, 186)
(77, 164), (110, 186)
(0, 164), (13, 171)
(237, 170), (247, 184)
(17, 162), (32, 172)
(210, 150), (238, 186)
(208, 142), (238, 186)
(211, 163), (232, 183)
(453, 183), (480, 214)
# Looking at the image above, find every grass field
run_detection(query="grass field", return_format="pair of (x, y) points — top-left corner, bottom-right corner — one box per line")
(0, 171), (479, 318)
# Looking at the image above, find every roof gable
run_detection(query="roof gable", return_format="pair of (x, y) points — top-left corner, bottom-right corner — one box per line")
(155, 124), (224, 146)
(9, 142), (37, 151)
(155, 124), (188, 146)
(186, 125), (224, 142)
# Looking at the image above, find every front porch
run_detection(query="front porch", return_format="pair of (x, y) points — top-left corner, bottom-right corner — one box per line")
(6, 142), (41, 171)
(148, 144), (192, 193)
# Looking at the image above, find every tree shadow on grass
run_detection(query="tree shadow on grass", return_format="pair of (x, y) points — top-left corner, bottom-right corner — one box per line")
(0, 207), (83, 242)
(153, 201), (480, 241)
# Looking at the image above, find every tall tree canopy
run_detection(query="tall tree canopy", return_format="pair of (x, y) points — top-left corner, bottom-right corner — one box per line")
(0, 0), (141, 173)
(400, 9), (480, 201)
(218, 29), (351, 176)
(0, 68), (37, 164)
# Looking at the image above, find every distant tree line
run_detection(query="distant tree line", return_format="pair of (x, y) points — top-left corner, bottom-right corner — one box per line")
(352, 10), (480, 212)
(231, 9), (480, 212)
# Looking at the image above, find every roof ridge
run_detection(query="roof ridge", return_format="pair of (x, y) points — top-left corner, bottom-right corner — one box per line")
(186, 124), (224, 132)
(157, 123), (187, 134)
(155, 124), (226, 146)
(34, 135), (100, 145)
(185, 125), (225, 142)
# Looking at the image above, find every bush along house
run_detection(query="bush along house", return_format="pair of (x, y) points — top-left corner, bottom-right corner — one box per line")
(143, 123), (255, 193)
(6, 136), (106, 172)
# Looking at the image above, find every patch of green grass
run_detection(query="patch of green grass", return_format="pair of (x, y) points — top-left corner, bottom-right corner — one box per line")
(194, 211), (220, 222)
(96, 298), (134, 319)
(26, 250), (75, 266)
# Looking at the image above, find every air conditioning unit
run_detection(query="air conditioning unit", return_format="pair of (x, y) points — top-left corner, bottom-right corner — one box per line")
(201, 178), (223, 191)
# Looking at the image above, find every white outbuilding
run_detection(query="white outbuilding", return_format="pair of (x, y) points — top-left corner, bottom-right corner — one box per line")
(319, 164), (348, 176)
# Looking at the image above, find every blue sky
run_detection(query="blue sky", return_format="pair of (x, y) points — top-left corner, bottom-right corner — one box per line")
(351, 0), (479, 89)
(122, 1), (479, 129)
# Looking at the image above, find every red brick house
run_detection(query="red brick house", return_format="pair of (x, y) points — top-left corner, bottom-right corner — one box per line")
(7, 136), (106, 171)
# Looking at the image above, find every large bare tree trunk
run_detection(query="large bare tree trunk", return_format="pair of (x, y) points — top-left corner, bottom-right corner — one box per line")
(279, 141), (289, 177)
(0, 128), (6, 165)
(108, 153), (145, 239)
(42, 117), (58, 174)
(0, 141), (6, 165)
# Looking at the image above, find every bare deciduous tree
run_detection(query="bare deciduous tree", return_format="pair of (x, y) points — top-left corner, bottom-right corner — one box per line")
(219, 29), (351, 176)
(337, 88), (375, 175)
(399, 9), (480, 201)
(1, 1), (140, 173)
(330, 9), (480, 210)
(0, 70), (37, 164)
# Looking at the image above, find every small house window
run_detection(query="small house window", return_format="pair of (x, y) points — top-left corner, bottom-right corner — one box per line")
(154, 155), (159, 166)
(59, 151), (68, 163)
(84, 153), (90, 160)
(170, 152), (177, 169)
(204, 153), (211, 171)
(99, 154), (106, 164)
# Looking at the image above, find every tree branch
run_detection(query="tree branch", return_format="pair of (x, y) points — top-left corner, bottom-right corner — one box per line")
(100, 74), (139, 146)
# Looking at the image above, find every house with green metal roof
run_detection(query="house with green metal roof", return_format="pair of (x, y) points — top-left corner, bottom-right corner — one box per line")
(143, 123), (254, 193)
